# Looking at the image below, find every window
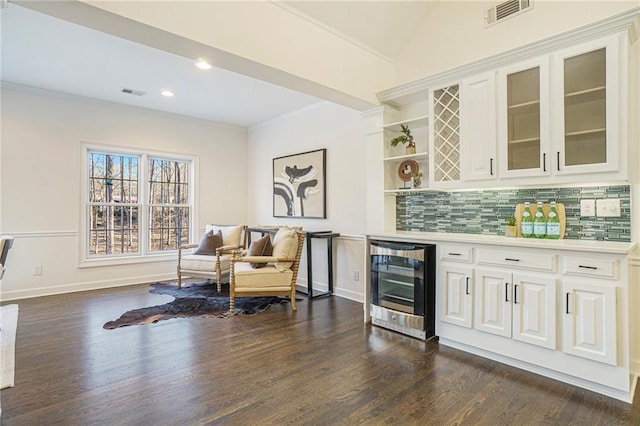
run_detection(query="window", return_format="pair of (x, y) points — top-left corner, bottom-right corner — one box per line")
(148, 158), (190, 252)
(85, 147), (193, 261)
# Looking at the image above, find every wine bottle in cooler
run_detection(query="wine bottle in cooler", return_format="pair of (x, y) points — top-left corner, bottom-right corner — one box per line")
(521, 202), (534, 238)
(546, 201), (560, 239)
(533, 201), (547, 238)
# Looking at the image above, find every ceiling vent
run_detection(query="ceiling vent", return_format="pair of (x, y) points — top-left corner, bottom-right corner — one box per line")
(485, 0), (533, 27)
(120, 87), (146, 97)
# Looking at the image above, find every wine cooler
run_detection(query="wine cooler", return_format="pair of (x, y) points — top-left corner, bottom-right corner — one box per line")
(370, 240), (436, 340)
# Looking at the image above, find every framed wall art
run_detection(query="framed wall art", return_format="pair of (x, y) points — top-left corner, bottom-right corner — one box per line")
(273, 148), (326, 218)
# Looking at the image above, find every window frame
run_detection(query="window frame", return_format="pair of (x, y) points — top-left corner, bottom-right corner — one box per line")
(79, 143), (197, 267)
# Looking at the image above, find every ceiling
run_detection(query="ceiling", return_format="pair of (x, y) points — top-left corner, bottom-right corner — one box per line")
(1, 2), (437, 128)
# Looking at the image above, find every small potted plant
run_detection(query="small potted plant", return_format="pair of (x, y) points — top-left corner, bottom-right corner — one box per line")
(411, 172), (423, 189)
(505, 216), (517, 237)
(390, 124), (416, 155)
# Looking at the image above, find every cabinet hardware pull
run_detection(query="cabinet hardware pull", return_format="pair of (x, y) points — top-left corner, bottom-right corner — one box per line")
(448, 252), (461, 256)
(543, 153), (547, 172)
(566, 293), (570, 314)
(578, 265), (598, 270)
(557, 152), (561, 171)
(490, 158), (494, 176)
(505, 283), (509, 302)
(465, 277), (470, 295)
(505, 258), (520, 262)
(514, 285), (518, 304)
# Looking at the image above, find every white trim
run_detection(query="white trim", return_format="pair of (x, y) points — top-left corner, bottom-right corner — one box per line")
(336, 234), (364, 242)
(0, 273), (176, 301)
(295, 278), (364, 304)
(77, 253), (176, 269)
(7, 231), (78, 238)
(377, 7), (640, 106)
(439, 337), (635, 403)
(270, 1), (395, 64)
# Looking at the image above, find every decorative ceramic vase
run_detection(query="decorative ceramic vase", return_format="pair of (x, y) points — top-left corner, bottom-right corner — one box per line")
(405, 144), (416, 155)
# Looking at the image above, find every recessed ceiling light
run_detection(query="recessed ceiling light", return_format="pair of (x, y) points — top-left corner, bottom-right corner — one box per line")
(161, 90), (174, 97)
(195, 59), (212, 70)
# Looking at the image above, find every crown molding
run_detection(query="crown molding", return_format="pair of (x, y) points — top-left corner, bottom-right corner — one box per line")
(378, 6), (640, 106)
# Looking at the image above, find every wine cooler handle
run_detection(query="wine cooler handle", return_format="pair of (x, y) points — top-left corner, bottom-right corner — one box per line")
(505, 282), (509, 302)
(465, 277), (470, 295)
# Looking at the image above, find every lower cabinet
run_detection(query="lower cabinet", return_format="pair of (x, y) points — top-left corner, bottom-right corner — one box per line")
(441, 264), (473, 328)
(475, 268), (557, 349)
(562, 279), (617, 365)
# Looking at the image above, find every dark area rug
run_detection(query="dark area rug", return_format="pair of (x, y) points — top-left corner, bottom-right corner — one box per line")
(103, 282), (292, 329)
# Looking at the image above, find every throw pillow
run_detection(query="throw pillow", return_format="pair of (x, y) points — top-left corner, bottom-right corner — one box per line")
(193, 230), (223, 255)
(247, 234), (273, 269)
(271, 227), (299, 272)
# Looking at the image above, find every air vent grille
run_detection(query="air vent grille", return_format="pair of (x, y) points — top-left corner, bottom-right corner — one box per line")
(485, 0), (533, 27)
(120, 87), (146, 97)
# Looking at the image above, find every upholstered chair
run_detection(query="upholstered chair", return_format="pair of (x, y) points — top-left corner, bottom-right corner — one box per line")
(177, 225), (246, 291)
(229, 227), (304, 314)
(0, 236), (14, 280)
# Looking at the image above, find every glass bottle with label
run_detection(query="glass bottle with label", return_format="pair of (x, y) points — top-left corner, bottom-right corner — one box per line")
(521, 202), (534, 238)
(533, 201), (547, 238)
(546, 201), (560, 239)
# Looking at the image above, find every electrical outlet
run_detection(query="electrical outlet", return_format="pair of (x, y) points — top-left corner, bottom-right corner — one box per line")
(32, 265), (43, 276)
(580, 199), (596, 216)
(353, 271), (360, 281)
(596, 199), (621, 217)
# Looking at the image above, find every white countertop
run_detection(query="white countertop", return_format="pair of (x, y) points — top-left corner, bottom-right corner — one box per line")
(367, 231), (637, 255)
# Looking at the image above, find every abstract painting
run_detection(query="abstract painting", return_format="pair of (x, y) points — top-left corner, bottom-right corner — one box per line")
(273, 149), (326, 218)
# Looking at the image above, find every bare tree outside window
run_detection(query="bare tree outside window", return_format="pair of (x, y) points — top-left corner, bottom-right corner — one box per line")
(148, 158), (190, 252)
(88, 152), (139, 255)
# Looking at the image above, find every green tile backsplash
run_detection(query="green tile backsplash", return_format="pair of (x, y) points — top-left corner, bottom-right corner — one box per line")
(396, 185), (631, 242)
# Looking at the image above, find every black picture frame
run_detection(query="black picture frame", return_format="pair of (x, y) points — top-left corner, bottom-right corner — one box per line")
(273, 148), (326, 218)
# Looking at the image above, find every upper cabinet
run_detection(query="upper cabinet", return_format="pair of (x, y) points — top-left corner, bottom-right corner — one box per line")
(552, 34), (621, 176)
(498, 57), (550, 179)
(497, 34), (624, 182)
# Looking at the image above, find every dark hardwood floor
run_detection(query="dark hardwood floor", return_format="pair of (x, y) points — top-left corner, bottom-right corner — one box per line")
(1, 282), (639, 425)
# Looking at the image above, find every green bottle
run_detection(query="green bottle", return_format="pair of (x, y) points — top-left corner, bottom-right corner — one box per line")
(521, 202), (534, 238)
(533, 201), (547, 239)
(546, 201), (560, 239)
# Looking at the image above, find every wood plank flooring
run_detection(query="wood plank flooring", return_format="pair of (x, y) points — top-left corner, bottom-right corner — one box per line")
(1, 282), (639, 425)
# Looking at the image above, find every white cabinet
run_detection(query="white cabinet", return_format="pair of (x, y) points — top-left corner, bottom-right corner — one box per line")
(497, 56), (551, 179)
(461, 72), (497, 182)
(474, 268), (557, 349)
(552, 34), (621, 176)
(440, 264), (473, 329)
(562, 280), (617, 365)
(497, 34), (624, 182)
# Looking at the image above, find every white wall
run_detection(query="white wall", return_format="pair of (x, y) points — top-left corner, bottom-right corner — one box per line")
(395, 1), (639, 86)
(247, 102), (366, 302)
(0, 85), (248, 300)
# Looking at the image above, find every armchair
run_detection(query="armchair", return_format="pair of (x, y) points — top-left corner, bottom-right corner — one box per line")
(0, 236), (14, 280)
(177, 224), (246, 291)
(229, 227), (304, 314)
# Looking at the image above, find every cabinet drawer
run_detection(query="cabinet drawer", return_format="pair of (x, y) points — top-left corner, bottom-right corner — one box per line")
(441, 245), (473, 263)
(563, 256), (617, 279)
(477, 249), (555, 272)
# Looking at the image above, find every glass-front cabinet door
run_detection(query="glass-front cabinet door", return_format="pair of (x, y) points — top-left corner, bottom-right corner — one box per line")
(553, 34), (620, 175)
(498, 57), (550, 178)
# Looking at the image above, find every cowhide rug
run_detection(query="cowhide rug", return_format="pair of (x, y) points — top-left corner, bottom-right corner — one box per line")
(103, 282), (292, 329)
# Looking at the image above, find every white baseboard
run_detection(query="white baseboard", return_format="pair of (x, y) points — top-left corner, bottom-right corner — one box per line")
(296, 278), (364, 303)
(1, 273), (176, 301)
